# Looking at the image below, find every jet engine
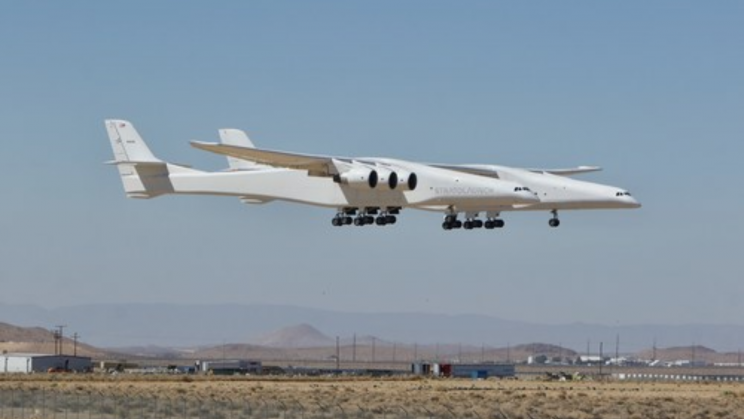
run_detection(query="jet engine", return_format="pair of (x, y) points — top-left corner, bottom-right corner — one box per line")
(336, 168), (378, 189)
(391, 170), (418, 191)
(376, 167), (399, 190)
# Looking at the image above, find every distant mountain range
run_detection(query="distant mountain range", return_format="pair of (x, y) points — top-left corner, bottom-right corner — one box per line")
(2, 302), (744, 353)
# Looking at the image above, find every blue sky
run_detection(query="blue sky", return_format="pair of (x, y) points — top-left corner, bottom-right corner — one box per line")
(0, 1), (742, 327)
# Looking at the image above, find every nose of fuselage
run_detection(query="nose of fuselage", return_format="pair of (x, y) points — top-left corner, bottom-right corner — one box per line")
(625, 196), (642, 208)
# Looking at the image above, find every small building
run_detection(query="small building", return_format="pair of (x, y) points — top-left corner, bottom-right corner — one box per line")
(1, 353), (92, 373)
(199, 359), (262, 375)
(448, 363), (515, 379)
(411, 362), (515, 379)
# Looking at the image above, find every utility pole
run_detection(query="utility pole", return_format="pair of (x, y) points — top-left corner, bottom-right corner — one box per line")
(599, 342), (604, 377)
(615, 334), (620, 361)
(54, 325), (66, 355)
(72, 333), (79, 357)
(352, 334), (357, 362)
(335, 336), (340, 371)
(652, 337), (657, 362)
(371, 337), (376, 363)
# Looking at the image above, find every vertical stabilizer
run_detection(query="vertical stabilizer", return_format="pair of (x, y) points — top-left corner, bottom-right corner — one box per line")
(218, 128), (271, 171)
(104, 119), (172, 198)
(105, 120), (162, 163)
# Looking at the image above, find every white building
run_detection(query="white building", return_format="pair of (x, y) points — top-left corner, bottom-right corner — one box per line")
(1, 353), (92, 373)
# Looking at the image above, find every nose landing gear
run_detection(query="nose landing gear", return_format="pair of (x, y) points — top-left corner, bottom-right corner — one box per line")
(549, 210), (561, 228)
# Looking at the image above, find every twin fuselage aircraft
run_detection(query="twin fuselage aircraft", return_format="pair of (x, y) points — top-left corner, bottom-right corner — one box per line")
(105, 120), (640, 230)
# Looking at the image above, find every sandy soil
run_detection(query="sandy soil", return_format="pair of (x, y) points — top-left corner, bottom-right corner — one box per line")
(2, 375), (744, 419)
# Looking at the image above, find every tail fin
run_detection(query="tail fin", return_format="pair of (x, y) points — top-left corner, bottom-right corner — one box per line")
(106, 120), (162, 164)
(218, 128), (271, 171)
(105, 119), (172, 198)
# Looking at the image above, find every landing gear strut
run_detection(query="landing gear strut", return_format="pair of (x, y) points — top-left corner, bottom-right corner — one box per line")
(549, 210), (561, 228)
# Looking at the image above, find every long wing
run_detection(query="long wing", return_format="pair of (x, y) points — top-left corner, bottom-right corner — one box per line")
(191, 141), (345, 176)
(432, 164), (602, 178)
(527, 166), (602, 176)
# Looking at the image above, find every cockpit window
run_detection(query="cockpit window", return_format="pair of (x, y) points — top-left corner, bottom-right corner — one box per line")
(616, 191), (632, 197)
(515, 187), (531, 192)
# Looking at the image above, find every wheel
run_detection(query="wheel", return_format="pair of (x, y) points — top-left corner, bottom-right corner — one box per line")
(386, 215), (396, 224)
(442, 222), (452, 230)
(365, 216), (374, 224)
(464, 221), (472, 230)
(495, 219), (505, 228)
(454, 220), (463, 229)
(445, 215), (456, 223)
(474, 220), (483, 228)
(484, 220), (494, 229)
(332, 217), (341, 227)
(344, 216), (353, 225)
(375, 217), (386, 226)
(354, 217), (363, 226)
(549, 218), (560, 228)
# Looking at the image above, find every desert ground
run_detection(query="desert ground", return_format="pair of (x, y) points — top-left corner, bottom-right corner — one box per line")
(2, 375), (744, 419)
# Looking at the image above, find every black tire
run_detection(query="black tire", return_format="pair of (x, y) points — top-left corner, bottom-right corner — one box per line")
(454, 220), (463, 229)
(496, 219), (505, 228)
(332, 218), (340, 227)
(549, 218), (560, 228)
(387, 215), (396, 224)
(484, 221), (494, 229)
(442, 222), (452, 230)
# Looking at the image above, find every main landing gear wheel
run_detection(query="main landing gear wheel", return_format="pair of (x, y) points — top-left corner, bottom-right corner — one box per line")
(442, 214), (462, 230)
(549, 210), (560, 228)
(485, 219), (504, 229)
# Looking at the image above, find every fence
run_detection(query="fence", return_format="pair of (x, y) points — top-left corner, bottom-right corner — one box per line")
(0, 388), (517, 419)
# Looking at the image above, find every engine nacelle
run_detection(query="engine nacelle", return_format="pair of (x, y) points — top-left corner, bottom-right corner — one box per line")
(391, 170), (418, 191)
(337, 168), (378, 189)
(375, 167), (399, 190)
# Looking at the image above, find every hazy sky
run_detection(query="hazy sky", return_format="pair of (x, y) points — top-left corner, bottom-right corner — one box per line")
(0, 1), (742, 326)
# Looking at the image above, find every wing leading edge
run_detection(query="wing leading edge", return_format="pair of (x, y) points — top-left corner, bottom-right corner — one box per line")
(191, 141), (340, 176)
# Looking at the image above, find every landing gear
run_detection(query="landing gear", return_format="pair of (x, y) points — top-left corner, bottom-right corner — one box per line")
(334, 207), (399, 227)
(442, 212), (504, 231)
(549, 210), (560, 228)
(442, 214), (463, 230)
(332, 212), (353, 226)
(483, 211), (505, 230)
(484, 219), (505, 229)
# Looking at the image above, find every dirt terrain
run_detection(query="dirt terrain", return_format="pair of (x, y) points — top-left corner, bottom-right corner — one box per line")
(2, 375), (744, 419)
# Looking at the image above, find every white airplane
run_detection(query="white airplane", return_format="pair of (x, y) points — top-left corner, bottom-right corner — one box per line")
(105, 120), (640, 230)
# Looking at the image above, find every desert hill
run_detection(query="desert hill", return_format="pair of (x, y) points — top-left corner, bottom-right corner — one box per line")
(0, 321), (109, 358)
(252, 323), (334, 348)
